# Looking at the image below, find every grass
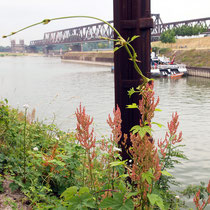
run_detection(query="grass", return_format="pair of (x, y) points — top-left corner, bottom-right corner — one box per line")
(163, 49), (210, 67)
(151, 37), (210, 67)
(151, 36), (210, 50)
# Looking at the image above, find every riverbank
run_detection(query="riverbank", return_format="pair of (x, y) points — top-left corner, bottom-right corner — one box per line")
(151, 37), (210, 68)
(159, 49), (210, 68)
(61, 51), (113, 66)
(151, 36), (210, 50)
(0, 52), (25, 57)
(0, 52), (44, 57)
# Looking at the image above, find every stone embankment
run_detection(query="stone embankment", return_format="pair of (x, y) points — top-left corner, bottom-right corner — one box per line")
(61, 51), (114, 66)
(187, 66), (210, 78)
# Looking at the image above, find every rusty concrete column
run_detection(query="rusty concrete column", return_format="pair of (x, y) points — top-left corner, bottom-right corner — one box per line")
(113, 0), (153, 160)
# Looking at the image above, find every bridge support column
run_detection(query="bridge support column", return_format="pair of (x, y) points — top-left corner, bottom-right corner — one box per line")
(43, 45), (54, 55)
(71, 44), (82, 51)
(114, 0), (153, 159)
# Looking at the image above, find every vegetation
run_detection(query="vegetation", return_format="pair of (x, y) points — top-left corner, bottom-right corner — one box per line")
(155, 49), (210, 67)
(0, 46), (11, 52)
(1, 16), (210, 209)
(173, 25), (208, 37)
(160, 30), (176, 43)
(160, 25), (208, 43)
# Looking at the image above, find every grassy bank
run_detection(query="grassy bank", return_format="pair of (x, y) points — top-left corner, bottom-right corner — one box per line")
(0, 52), (44, 57)
(151, 37), (210, 67)
(151, 36), (210, 50)
(0, 52), (26, 57)
(163, 49), (210, 67)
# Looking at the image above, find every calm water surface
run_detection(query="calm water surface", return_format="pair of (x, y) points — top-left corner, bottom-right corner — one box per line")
(0, 56), (210, 189)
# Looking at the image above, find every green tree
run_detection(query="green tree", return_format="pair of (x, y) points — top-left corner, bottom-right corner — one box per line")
(160, 30), (176, 43)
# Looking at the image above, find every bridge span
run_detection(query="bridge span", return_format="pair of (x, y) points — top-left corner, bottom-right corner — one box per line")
(29, 16), (210, 48)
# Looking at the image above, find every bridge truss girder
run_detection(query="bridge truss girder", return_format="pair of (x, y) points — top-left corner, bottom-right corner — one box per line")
(30, 16), (210, 46)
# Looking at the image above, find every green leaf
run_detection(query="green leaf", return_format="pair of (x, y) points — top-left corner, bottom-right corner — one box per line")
(99, 197), (114, 209)
(110, 160), (127, 167)
(142, 170), (154, 184)
(117, 181), (127, 193)
(155, 108), (162, 112)
(139, 126), (151, 138)
(127, 191), (140, 199)
(49, 159), (65, 166)
(99, 192), (134, 210)
(60, 186), (78, 201)
(80, 192), (92, 201)
(120, 199), (134, 210)
(113, 192), (124, 203)
(156, 198), (165, 210)
(78, 187), (89, 195)
(83, 199), (96, 209)
(114, 47), (119, 52)
(130, 35), (140, 42)
(147, 194), (165, 210)
(139, 126), (152, 138)
(130, 125), (151, 138)
(151, 122), (165, 128)
(128, 88), (136, 98)
(118, 174), (129, 179)
(161, 170), (173, 177)
(130, 125), (141, 134)
(126, 103), (138, 109)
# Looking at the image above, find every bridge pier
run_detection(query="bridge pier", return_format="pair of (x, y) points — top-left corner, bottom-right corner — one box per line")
(70, 44), (82, 52)
(43, 45), (54, 55)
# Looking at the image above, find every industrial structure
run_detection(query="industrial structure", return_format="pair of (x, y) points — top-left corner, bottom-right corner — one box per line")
(29, 16), (210, 52)
(11, 40), (25, 53)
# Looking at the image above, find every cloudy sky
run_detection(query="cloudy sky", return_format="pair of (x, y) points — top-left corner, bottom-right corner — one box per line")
(0, 0), (209, 46)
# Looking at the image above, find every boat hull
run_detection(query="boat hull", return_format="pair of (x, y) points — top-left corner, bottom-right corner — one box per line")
(151, 64), (187, 77)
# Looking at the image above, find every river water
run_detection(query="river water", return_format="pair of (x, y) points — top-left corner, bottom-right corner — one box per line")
(0, 56), (210, 191)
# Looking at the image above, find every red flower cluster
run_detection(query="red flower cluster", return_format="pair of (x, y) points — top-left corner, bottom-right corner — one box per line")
(138, 82), (159, 126)
(107, 105), (122, 145)
(75, 104), (96, 155)
(168, 112), (183, 144)
(207, 180), (210, 204)
(158, 112), (183, 158)
(193, 190), (206, 210)
(193, 180), (210, 210)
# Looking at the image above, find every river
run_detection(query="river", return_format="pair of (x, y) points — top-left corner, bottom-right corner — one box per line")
(0, 56), (210, 193)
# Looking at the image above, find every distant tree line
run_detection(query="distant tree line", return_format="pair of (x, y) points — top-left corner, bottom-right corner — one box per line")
(0, 46), (11, 52)
(160, 25), (208, 43)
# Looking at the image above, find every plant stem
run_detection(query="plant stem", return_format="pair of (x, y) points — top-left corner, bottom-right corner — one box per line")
(23, 108), (27, 183)
(88, 150), (95, 191)
(83, 151), (86, 187)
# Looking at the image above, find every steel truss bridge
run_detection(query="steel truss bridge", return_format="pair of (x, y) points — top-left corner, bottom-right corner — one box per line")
(30, 15), (210, 46)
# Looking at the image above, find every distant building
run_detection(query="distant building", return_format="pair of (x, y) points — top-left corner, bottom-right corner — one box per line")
(11, 40), (25, 53)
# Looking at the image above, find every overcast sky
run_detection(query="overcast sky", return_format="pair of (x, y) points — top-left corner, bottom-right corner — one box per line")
(0, 0), (209, 46)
